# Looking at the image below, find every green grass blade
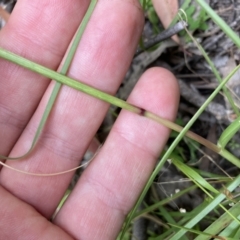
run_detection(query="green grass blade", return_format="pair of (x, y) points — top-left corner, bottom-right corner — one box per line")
(170, 175), (240, 239)
(171, 156), (219, 194)
(169, 223), (237, 240)
(134, 185), (197, 218)
(61, 0), (98, 73)
(219, 149), (240, 169)
(232, 225), (240, 239)
(215, 214), (240, 238)
(0, 47), (141, 111)
(1, 47), (233, 156)
(194, 202), (240, 240)
(218, 116), (240, 149)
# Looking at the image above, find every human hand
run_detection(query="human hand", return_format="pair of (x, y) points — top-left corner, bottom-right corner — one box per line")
(0, 0), (179, 239)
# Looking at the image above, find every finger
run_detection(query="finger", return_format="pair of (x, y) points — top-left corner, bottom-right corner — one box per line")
(55, 67), (179, 239)
(0, 0), (89, 155)
(0, 186), (73, 239)
(0, 0), (143, 218)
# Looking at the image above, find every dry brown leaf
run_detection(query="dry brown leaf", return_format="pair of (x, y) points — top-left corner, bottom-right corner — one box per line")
(152, 0), (179, 43)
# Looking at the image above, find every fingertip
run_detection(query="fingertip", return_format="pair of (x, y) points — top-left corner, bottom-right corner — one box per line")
(128, 66), (179, 121)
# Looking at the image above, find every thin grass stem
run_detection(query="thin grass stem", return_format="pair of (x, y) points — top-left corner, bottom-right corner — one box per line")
(0, 46), (232, 158)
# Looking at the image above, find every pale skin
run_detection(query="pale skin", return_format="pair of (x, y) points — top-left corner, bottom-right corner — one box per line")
(0, 0), (179, 239)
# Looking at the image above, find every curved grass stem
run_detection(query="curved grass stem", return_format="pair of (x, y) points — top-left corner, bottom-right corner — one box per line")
(0, 0), (98, 160)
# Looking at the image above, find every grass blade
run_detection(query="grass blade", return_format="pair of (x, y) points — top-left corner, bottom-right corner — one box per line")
(171, 156), (219, 195)
(194, 202), (240, 240)
(218, 116), (240, 149)
(170, 175), (240, 239)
